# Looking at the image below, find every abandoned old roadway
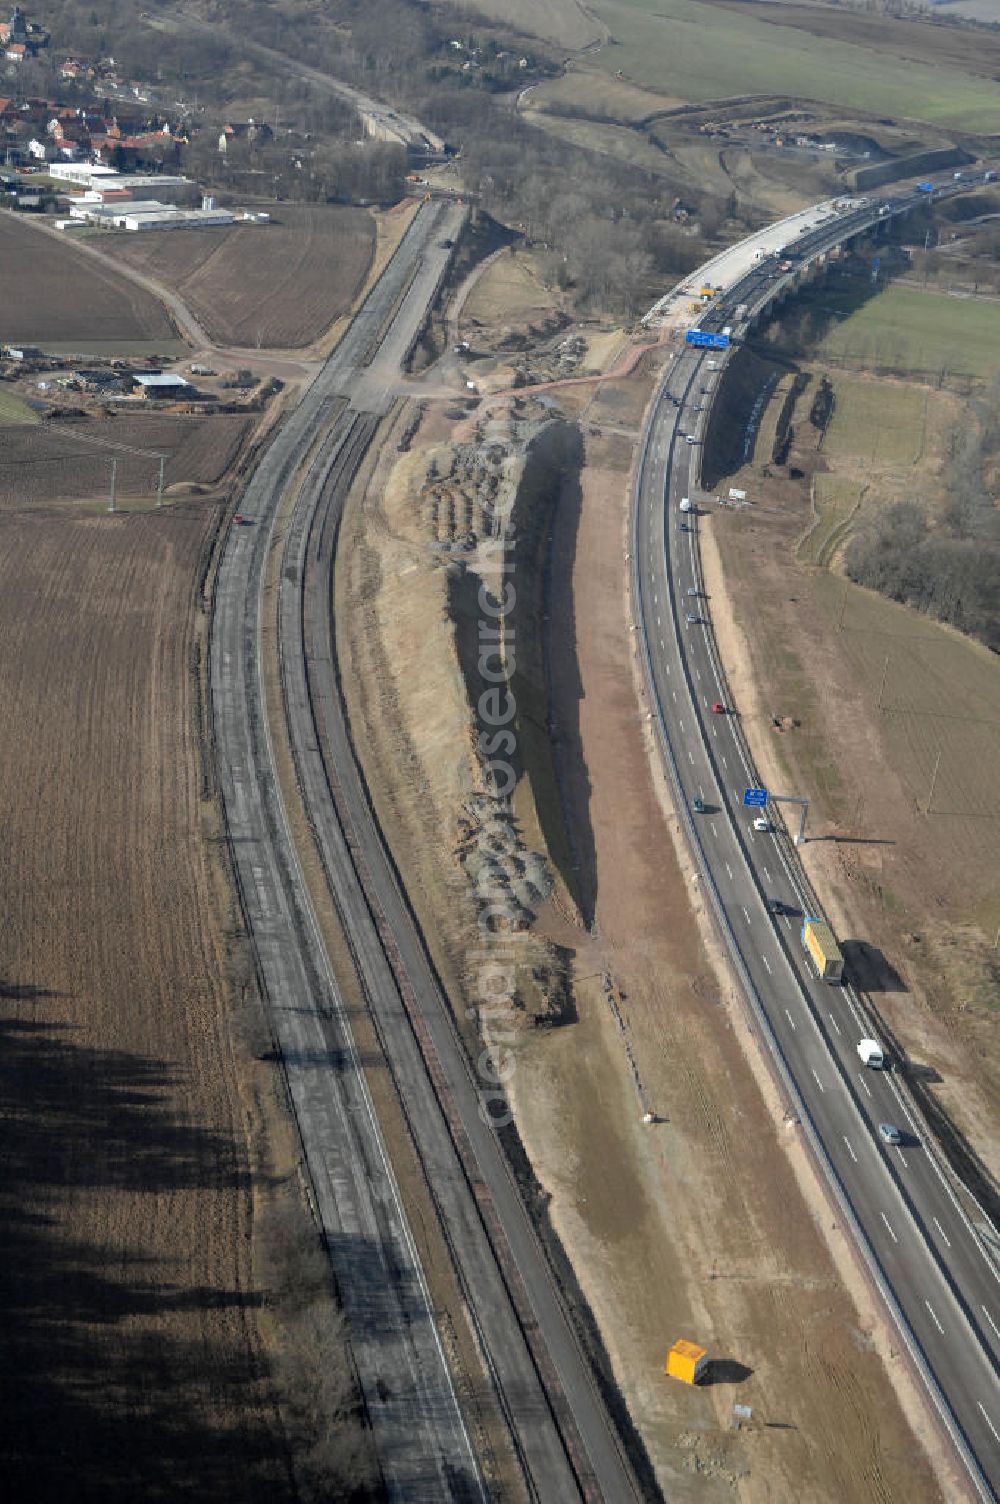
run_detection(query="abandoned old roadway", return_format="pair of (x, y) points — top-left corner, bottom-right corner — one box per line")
(211, 200), (638, 1500)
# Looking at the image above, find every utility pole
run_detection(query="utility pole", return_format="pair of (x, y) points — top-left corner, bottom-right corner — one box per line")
(156, 455), (165, 508)
(924, 747), (942, 815)
(876, 652), (890, 710)
(108, 457), (117, 514)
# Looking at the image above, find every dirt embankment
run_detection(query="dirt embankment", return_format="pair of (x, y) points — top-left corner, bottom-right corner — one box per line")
(339, 396), (582, 1042)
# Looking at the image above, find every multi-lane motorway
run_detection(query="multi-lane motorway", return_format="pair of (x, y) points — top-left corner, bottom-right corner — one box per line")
(634, 185), (1000, 1498)
(212, 197), (642, 1501)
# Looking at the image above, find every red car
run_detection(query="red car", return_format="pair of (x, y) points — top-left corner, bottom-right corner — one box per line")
(711, 701), (726, 715)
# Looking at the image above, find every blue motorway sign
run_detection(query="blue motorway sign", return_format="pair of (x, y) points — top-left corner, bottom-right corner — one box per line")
(685, 330), (730, 350)
(743, 786), (768, 808)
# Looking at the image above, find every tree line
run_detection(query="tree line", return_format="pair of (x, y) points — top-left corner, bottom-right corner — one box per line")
(845, 383), (1000, 652)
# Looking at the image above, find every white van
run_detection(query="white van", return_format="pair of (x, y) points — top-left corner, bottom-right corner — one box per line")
(679, 497), (693, 513)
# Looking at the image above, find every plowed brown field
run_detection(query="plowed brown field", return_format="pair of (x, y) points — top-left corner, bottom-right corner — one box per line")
(113, 205), (375, 348)
(0, 504), (293, 1501)
(0, 415), (250, 505)
(0, 213), (176, 345)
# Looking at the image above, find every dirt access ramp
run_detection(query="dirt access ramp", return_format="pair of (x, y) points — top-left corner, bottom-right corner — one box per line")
(0, 503), (293, 1501)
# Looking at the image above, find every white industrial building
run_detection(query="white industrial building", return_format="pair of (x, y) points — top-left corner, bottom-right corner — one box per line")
(67, 198), (235, 231)
(49, 164), (193, 201)
(48, 162), (120, 187)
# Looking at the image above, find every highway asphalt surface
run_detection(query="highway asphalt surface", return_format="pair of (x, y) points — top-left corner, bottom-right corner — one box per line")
(212, 196), (640, 1500)
(634, 185), (1000, 1498)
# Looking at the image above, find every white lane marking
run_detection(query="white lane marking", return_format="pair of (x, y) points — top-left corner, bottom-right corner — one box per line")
(721, 754), (728, 768)
(829, 1013), (841, 1036)
(932, 1217), (951, 1249)
(924, 1300), (944, 1336)
(695, 668), (702, 680)
(858, 1074), (871, 1097)
(979, 1404), (1000, 1446)
(895, 1146), (907, 1169)
(982, 1306), (1000, 1342)
(883, 1074), (1000, 1281)
(843, 1137), (857, 1163)
(881, 1212), (897, 1243)
(725, 862), (733, 880)
(811, 1068), (825, 1093)
(712, 725), (718, 738)
(742, 906), (751, 923)
(784, 1008), (796, 1030)
(688, 750), (695, 764)
(762, 867), (771, 881)
(710, 823), (718, 839)
(656, 614), (661, 626)
(678, 717), (685, 732)
(671, 689), (677, 702)
(783, 914), (792, 930)
(762, 954), (772, 974)
(665, 664), (670, 675)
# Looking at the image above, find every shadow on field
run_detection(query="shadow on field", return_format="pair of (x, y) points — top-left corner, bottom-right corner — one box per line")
(0, 1010), (296, 1504)
(812, 833), (895, 848)
(705, 1358), (753, 1386)
(841, 939), (907, 993)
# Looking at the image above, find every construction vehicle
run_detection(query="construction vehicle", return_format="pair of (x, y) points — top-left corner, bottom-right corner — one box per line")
(665, 1340), (709, 1385)
(857, 1039), (885, 1069)
(801, 917), (844, 982)
(699, 285), (715, 300)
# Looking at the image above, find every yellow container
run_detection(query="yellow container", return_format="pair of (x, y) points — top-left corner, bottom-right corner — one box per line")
(665, 1339), (709, 1385)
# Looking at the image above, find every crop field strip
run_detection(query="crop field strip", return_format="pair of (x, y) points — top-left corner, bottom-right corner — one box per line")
(0, 503), (290, 1499)
(0, 213), (176, 345)
(112, 205), (376, 349)
(0, 416), (251, 505)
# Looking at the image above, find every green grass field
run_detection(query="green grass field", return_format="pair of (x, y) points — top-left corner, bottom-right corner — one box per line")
(813, 287), (1000, 380)
(0, 387), (39, 426)
(798, 474), (863, 567)
(823, 376), (928, 465)
(588, 0), (1000, 129)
